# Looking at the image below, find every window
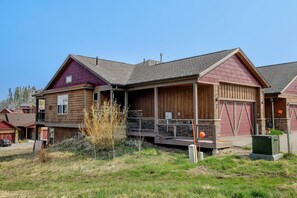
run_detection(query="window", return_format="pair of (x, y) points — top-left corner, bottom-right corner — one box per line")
(57, 95), (68, 114)
(66, 75), (72, 83)
(93, 92), (98, 101)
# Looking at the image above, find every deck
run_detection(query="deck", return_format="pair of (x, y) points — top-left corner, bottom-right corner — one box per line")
(127, 113), (233, 149)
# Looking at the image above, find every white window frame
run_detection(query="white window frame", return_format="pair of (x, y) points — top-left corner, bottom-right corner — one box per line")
(57, 94), (68, 114)
(66, 75), (72, 83)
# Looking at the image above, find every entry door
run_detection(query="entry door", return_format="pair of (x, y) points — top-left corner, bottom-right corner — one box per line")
(220, 101), (254, 137)
(289, 105), (297, 132)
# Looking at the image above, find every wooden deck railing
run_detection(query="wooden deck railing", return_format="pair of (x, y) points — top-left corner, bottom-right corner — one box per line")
(127, 115), (217, 142)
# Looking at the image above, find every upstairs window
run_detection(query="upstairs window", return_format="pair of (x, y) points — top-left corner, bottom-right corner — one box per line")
(66, 75), (72, 83)
(57, 95), (68, 114)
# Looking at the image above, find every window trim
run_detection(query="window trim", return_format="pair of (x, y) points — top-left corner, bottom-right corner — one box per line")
(57, 94), (68, 115)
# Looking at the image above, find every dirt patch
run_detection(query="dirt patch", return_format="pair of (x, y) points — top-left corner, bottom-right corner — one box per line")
(217, 146), (251, 157)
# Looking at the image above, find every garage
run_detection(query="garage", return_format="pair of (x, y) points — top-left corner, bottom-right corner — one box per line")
(0, 120), (18, 143)
(289, 105), (297, 132)
(220, 101), (254, 137)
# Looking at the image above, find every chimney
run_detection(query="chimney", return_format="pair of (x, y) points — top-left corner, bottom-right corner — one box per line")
(160, 53), (163, 63)
(143, 58), (146, 64)
(96, 56), (98, 65)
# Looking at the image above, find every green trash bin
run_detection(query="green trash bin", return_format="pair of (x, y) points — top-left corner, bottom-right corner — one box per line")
(252, 135), (280, 155)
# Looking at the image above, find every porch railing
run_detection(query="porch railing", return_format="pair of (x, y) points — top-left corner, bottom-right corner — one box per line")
(36, 112), (45, 122)
(157, 119), (216, 142)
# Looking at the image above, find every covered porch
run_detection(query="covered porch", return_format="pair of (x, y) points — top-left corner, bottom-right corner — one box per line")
(125, 81), (232, 149)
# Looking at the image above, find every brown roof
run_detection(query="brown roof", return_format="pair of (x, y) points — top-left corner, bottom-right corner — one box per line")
(6, 113), (35, 127)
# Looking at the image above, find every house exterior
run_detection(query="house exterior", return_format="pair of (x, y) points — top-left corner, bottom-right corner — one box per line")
(0, 114), (18, 143)
(35, 48), (269, 148)
(258, 62), (297, 133)
(6, 113), (36, 139)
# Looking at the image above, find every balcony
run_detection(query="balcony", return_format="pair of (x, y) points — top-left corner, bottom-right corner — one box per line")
(36, 111), (45, 123)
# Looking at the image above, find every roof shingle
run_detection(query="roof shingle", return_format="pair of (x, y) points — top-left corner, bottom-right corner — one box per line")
(257, 62), (297, 94)
(71, 48), (237, 86)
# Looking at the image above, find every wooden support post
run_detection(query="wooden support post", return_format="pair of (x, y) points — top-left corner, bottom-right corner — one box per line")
(271, 98), (275, 129)
(110, 89), (114, 103)
(193, 83), (198, 135)
(26, 128), (28, 139)
(154, 87), (159, 135)
(98, 91), (101, 107)
(124, 91), (128, 109)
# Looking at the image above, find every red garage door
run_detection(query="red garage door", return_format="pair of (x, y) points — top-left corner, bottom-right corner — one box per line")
(0, 133), (15, 143)
(220, 101), (254, 137)
(289, 105), (297, 132)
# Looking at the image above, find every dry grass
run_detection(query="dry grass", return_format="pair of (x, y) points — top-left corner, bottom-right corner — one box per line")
(1, 146), (297, 198)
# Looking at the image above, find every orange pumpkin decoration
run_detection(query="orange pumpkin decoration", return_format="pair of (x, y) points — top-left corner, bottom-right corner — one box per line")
(199, 131), (206, 138)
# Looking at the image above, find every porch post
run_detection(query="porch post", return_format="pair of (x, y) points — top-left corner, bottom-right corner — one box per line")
(154, 87), (158, 135)
(98, 91), (101, 107)
(124, 91), (128, 109)
(193, 83), (198, 133)
(110, 89), (114, 103)
(271, 98), (275, 129)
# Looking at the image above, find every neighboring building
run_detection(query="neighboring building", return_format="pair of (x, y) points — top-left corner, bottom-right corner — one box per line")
(35, 48), (269, 148)
(20, 102), (36, 113)
(258, 62), (297, 133)
(0, 114), (18, 143)
(6, 113), (36, 139)
(0, 108), (13, 114)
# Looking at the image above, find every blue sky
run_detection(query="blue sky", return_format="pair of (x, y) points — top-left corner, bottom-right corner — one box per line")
(0, 1), (297, 100)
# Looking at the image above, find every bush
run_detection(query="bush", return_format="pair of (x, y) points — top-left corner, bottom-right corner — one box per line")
(79, 101), (128, 159)
(37, 148), (51, 163)
(269, 129), (284, 135)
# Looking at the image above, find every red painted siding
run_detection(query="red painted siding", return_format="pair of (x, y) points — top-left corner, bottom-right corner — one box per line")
(284, 77), (297, 94)
(0, 121), (14, 130)
(49, 60), (107, 89)
(199, 55), (261, 87)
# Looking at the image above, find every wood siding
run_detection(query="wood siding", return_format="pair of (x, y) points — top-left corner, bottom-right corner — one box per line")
(199, 55), (261, 87)
(49, 60), (107, 89)
(158, 86), (193, 119)
(198, 85), (214, 119)
(45, 89), (94, 124)
(219, 83), (257, 101)
(265, 98), (287, 118)
(53, 127), (80, 143)
(128, 89), (154, 117)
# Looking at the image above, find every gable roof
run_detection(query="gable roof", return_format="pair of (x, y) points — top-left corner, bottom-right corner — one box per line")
(257, 61), (297, 94)
(44, 48), (269, 89)
(0, 119), (18, 130)
(6, 113), (35, 127)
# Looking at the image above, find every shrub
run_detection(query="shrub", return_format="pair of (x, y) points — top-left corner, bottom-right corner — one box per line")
(79, 101), (128, 159)
(269, 129), (284, 135)
(37, 148), (51, 163)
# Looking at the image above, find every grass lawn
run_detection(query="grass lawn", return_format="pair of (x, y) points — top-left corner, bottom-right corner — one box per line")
(0, 145), (297, 198)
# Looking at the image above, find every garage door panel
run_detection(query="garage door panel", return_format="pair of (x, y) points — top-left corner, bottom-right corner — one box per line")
(220, 102), (234, 137)
(290, 105), (297, 132)
(1, 133), (14, 143)
(237, 103), (253, 136)
(220, 101), (253, 137)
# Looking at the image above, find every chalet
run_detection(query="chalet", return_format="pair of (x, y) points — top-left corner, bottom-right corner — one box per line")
(258, 62), (297, 133)
(35, 48), (269, 149)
